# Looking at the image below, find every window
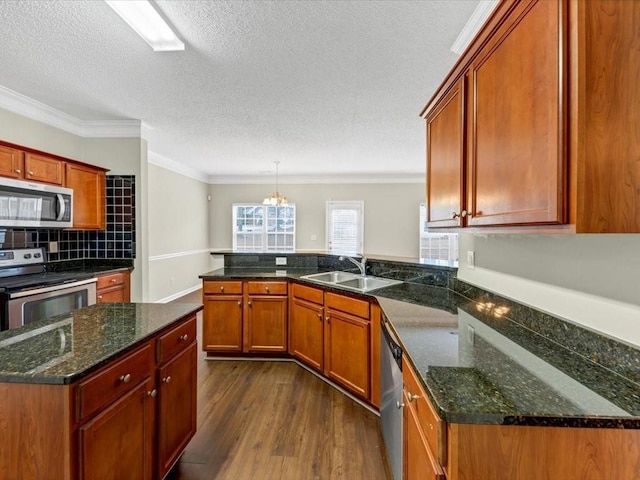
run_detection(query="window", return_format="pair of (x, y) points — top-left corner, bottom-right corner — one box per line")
(419, 204), (458, 262)
(326, 201), (364, 255)
(233, 204), (296, 252)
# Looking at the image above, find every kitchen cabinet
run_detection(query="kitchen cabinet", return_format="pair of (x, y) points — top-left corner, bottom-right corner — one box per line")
(324, 292), (371, 401)
(289, 283), (325, 372)
(66, 162), (106, 230)
(202, 280), (287, 353)
(405, 392), (445, 480)
(24, 152), (65, 185)
(96, 270), (131, 303)
(0, 144), (23, 179)
(422, 0), (640, 233)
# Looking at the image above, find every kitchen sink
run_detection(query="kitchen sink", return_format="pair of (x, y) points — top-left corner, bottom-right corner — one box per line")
(301, 271), (402, 293)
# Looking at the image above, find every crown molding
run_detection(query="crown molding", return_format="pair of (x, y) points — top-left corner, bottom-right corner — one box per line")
(208, 173), (424, 185)
(450, 0), (499, 55)
(148, 150), (212, 183)
(0, 84), (143, 138)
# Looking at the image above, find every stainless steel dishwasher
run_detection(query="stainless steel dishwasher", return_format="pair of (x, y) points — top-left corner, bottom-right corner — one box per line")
(380, 314), (403, 480)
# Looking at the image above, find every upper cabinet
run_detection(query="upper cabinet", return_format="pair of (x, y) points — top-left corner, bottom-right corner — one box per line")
(0, 140), (108, 230)
(422, 0), (640, 233)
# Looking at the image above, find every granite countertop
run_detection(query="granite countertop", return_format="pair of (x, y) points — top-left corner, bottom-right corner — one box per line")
(201, 267), (640, 428)
(0, 303), (202, 385)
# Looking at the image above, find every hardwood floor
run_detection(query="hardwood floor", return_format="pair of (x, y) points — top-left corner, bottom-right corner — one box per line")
(167, 290), (391, 480)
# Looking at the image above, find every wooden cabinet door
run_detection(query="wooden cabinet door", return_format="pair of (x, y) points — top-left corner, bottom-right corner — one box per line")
(324, 308), (370, 399)
(289, 297), (324, 371)
(66, 163), (106, 230)
(157, 343), (197, 479)
(78, 378), (154, 480)
(97, 284), (126, 303)
(24, 153), (64, 185)
(468, 0), (565, 227)
(245, 295), (287, 352)
(404, 391), (445, 480)
(202, 295), (243, 352)
(426, 78), (466, 228)
(0, 145), (23, 179)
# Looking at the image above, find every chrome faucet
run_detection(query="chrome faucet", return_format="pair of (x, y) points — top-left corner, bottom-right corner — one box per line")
(339, 255), (367, 276)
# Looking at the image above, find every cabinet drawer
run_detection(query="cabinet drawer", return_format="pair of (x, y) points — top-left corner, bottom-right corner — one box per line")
(325, 292), (369, 319)
(76, 344), (153, 423)
(247, 281), (288, 295)
(403, 356), (446, 465)
(292, 283), (324, 305)
(97, 272), (126, 290)
(157, 316), (197, 364)
(203, 281), (243, 295)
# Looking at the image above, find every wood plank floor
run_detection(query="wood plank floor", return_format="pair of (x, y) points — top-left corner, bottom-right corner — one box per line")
(167, 290), (391, 480)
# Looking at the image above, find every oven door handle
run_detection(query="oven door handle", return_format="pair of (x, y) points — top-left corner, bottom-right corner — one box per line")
(55, 194), (66, 221)
(8, 278), (98, 299)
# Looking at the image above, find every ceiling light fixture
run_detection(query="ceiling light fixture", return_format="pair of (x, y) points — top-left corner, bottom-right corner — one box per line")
(450, 0), (499, 55)
(105, 0), (185, 52)
(263, 161), (288, 206)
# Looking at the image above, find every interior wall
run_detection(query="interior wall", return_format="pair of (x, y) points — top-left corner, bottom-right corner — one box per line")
(458, 233), (640, 346)
(148, 164), (211, 302)
(208, 182), (425, 258)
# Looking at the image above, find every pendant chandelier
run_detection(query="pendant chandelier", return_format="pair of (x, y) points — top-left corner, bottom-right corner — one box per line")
(263, 161), (288, 206)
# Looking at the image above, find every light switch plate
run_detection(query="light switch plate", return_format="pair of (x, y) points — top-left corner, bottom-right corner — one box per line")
(275, 257), (287, 266)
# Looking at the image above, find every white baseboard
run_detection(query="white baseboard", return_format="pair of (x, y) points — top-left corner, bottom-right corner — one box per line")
(155, 284), (202, 303)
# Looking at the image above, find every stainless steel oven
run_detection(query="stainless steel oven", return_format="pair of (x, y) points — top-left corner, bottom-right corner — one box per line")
(0, 248), (96, 330)
(5, 278), (96, 329)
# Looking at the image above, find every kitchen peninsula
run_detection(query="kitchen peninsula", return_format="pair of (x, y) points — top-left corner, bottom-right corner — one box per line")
(0, 302), (202, 480)
(202, 253), (640, 479)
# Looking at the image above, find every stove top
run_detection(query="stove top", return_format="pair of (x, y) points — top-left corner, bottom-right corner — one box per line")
(0, 271), (95, 293)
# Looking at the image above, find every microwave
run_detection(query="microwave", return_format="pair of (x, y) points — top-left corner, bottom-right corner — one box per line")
(0, 177), (73, 228)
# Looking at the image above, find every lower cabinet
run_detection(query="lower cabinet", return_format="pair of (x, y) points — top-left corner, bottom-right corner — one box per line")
(202, 280), (288, 353)
(96, 270), (131, 303)
(78, 378), (155, 480)
(404, 394), (445, 480)
(289, 284), (325, 371)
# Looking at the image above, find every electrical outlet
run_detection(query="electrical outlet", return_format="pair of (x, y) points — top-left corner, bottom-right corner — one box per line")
(275, 257), (287, 266)
(467, 250), (475, 269)
(467, 325), (475, 346)
(49, 241), (58, 254)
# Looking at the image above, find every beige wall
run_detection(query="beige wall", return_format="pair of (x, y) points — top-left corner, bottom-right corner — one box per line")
(458, 233), (640, 346)
(147, 164), (212, 302)
(208, 182), (426, 257)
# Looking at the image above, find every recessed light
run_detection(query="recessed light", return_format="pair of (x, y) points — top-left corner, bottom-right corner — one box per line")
(105, 0), (185, 52)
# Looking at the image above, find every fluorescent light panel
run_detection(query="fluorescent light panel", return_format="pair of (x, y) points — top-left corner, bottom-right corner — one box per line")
(106, 0), (184, 51)
(450, 0), (499, 55)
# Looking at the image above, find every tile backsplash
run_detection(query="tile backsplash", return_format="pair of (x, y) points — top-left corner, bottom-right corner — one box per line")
(0, 175), (136, 261)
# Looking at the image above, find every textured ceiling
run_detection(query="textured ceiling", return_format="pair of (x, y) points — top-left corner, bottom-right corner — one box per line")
(0, 0), (479, 181)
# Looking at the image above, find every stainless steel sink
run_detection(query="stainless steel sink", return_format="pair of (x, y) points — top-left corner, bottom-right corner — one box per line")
(300, 271), (402, 293)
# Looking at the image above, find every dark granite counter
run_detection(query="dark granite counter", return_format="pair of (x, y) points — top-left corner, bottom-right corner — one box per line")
(0, 303), (202, 385)
(201, 266), (640, 429)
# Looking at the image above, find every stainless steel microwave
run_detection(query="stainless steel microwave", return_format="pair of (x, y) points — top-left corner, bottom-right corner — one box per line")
(0, 177), (73, 228)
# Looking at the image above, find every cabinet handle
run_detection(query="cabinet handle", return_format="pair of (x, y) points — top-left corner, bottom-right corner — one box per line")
(111, 278), (117, 283)
(14, 169), (21, 174)
(98, 295), (103, 300)
(407, 391), (420, 402)
(220, 286), (224, 292)
(147, 389), (157, 398)
(119, 373), (131, 383)
(162, 376), (172, 384)
(451, 210), (467, 219)
(248, 301), (252, 307)
(317, 313), (322, 320)
(325, 316), (330, 323)
(396, 401), (405, 409)
(179, 334), (189, 341)
(237, 300), (242, 307)
(27, 171), (34, 175)
(265, 286), (270, 292)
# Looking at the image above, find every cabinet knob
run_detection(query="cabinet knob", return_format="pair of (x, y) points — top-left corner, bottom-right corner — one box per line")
(325, 316), (330, 323)
(407, 392), (420, 402)
(27, 171), (34, 175)
(396, 401), (405, 409)
(451, 210), (467, 219)
(317, 313), (322, 319)
(162, 376), (172, 384)
(147, 389), (157, 398)
(14, 169), (21, 174)
(98, 295), (103, 300)
(237, 300), (242, 307)
(265, 286), (270, 292)
(111, 278), (117, 283)
(119, 373), (131, 384)
(220, 286), (224, 292)
(179, 334), (188, 342)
